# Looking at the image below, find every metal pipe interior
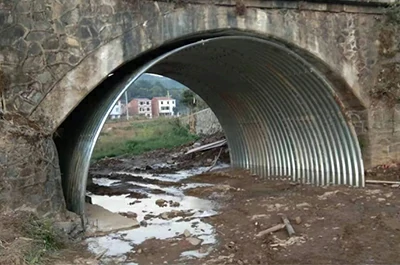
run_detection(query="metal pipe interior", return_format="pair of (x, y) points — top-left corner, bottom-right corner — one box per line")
(55, 35), (364, 216)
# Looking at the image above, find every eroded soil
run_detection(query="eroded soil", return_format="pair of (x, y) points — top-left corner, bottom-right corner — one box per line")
(80, 132), (400, 264)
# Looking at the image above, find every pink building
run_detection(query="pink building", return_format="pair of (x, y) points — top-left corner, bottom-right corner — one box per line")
(127, 98), (152, 118)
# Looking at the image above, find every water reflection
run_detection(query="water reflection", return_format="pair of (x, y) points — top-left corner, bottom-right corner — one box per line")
(86, 164), (229, 264)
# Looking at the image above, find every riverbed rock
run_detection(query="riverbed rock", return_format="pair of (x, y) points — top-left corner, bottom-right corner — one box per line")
(160, 210), (194, 220)
(187, 237), (202, 246)
(184, 229), (191, 237)
(170, 201), (180, 207)
(156, 199), (167, 207)
(85, 203), (139, 235)
(119, 211), (137, 219)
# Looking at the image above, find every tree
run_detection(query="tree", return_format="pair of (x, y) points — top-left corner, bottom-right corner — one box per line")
(180, 89), (208, 113)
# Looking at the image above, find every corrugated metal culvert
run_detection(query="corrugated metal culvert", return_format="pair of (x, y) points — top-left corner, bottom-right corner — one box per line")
(56, 35), (364, 216)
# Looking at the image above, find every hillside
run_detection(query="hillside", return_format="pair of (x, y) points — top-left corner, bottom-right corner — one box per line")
(137, 73), (186, 90)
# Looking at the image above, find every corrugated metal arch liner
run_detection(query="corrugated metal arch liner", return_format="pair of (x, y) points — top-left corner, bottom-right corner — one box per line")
(57, 35), (364, 215)
(149, 36), (364, 186)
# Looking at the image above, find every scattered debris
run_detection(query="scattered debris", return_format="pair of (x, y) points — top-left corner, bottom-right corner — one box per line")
(251, 214), (270, 221)
(296, 202), (311, 209)
(281, 214), (296, 237)
(255, 223), (286, 238)
(318, 190), (342, 200)
(366, 180), (400, 185)
(205, 147), (224, 173)
(185, 139), (227, 155)
(270, 235), (307, 248)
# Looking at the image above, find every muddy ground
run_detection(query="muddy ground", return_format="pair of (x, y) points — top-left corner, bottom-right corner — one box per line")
(89, 132), (229, 176)
(84, 133), (400, 265)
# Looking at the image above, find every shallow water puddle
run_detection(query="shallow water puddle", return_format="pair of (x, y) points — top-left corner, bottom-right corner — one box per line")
(86, 165), (229, 264)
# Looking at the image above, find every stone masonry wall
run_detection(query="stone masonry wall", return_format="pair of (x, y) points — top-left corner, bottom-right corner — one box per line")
(0, 0), (399, 218)
(0, 114), (66, 216)
(0, 0), (381, 121)
(180, 108), (223, 136)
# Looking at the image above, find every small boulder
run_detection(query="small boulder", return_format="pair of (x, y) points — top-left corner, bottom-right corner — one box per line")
(170, 201), (180, 207)
(156, 199), (167, 207)
(187, 237), (202, 246)
(183, 229), (191, 237)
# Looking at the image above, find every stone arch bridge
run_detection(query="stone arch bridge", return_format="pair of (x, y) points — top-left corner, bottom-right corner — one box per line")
(0, 0), (399, 216)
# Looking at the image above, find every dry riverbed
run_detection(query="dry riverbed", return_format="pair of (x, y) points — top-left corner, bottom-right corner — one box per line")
(83, 140), (400, 265)
(5, 134), (399, 265)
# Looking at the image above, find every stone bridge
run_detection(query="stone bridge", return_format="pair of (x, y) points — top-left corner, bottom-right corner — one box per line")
(1, 0), (399, 216)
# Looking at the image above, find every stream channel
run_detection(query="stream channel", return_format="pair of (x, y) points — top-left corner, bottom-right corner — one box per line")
(85, 164), (230, 264)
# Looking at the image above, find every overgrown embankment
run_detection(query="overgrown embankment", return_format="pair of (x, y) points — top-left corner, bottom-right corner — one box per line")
(92, 118), (199, 161)
(0, 212), (87, 265)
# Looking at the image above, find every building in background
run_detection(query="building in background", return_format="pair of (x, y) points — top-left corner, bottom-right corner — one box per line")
(151, 96), (176, 117)
(109, 101), (123, 119)
(127, 98), (152, 118)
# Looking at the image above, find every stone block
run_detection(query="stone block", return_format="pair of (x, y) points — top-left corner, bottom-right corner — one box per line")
(0, 116), (66, 217)
(0, 24), (26, 46)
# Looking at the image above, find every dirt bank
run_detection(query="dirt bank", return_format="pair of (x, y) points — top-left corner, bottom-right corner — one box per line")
(85, 133), (400, 264)
(86, 164), (400, 264)
(89, 132), (229, 176)
(179, 169), (400, 265)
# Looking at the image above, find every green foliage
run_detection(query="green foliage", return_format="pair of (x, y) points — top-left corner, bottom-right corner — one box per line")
(22, 216), (65, 265)
(92, 118), (199, 160)
(126, 75), (189, 114)
(125, 75), (208, 115)
(180, 89), (208, 112)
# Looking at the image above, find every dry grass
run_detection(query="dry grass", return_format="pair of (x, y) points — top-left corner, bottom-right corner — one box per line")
(0, 212), (66, 265)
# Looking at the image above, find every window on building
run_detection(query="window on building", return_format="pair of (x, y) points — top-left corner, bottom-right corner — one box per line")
(140, 102), (143, 105)
(147, 108), (150, 111)
(167, 101), (169, 104)
(146, 102), (149, 105)
(161, 101), (163, 104)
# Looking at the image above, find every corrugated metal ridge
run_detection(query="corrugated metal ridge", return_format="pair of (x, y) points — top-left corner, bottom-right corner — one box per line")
(59, 35), (364, 215)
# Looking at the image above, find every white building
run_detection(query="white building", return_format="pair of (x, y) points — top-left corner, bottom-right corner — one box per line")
(151, 97), (176, 117)
(109, 101), (123, 119)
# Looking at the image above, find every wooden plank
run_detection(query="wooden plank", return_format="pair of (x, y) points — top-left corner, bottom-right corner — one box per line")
(255, 223), (285, 238)
(185, 139), (227, 155)
(366, 180), (400, 185)
(280, 214), (296, 237)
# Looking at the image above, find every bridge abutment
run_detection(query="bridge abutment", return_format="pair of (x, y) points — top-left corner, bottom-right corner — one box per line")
(0, 0), (400, 215)
(0, 114), (66, 217)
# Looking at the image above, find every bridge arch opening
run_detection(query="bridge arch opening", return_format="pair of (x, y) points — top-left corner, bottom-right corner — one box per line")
(55, 31), (365, 215)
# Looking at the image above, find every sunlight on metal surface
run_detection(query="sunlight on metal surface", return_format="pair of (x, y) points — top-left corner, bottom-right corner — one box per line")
(55, 35), (364, 215)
